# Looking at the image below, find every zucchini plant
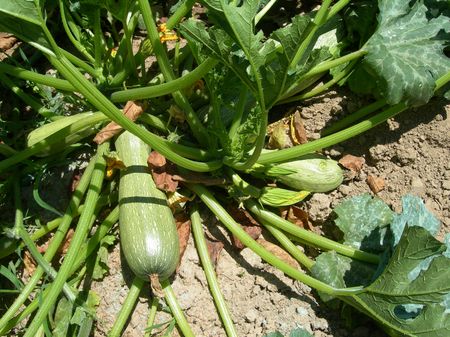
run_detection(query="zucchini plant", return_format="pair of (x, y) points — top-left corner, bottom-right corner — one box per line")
(0, 0), (449, 336)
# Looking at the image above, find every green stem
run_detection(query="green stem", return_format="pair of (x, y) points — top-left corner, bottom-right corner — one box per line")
(246, 199), (379, 264)
(228, 88), (248, 139)
(322, 99), (387, 136)
(108, 277), (145, 337)
(110, 58), (217, 102)
(226, 168), (261, 198)
(60, 48), (99, 78)
(257, 102), (408, 164)
(282, 50), (366, 100)
(0, 72), (51, 116)
(137, 0), (209, 145)
(166, 0), (196, 30)
(260, 219), (315, 270)
(187, 184), (364, 296)
(59, 0), (95, 63)
(0, 112), (108, 173)
(289, 0), (333, 71)
(327, 0), (351, 19)
(255, 0), (277, 24)
(50, 56), (221, 172)
(161, 279), (196, 337)
(144, 297), (159, 337)
(0, 157), (96, 332)
(93, 8), (104, 69)
(23, 143), (108, 337)
(0, 62), (74, 92)
(190, 206), (238, 337)
(279, 59), (357, 104)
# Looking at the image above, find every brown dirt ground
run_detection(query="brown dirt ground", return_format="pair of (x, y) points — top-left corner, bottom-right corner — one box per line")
(90, 90), (450, 337)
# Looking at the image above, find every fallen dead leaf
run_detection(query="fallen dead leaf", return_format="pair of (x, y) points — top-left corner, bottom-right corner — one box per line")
(367, 175), (385, 194)
(175, 213), (191, 269)
(148, 151), (179, 192)
(93, 100), (146, 144)
(70, 169), (82, 193)
(268, 121), (293, 149)
(0, 33), (17, 51)
(257, 238), (299, 269)
(205, 236), (224, 270)
(290, 110), (308, 145)
(339, 154), (365, 172)
(227, 205), (262, 250)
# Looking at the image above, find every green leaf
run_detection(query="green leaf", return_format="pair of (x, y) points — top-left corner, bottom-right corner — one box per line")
(350, 226), (450, 336)
(311, 251), (377, 302)
(0, 0), (53, 54)
(52, 298), (74, 337)
(355, 0), (450, 106)
(391, 195), (441, 246)
(92, 235), (115, 280)
(333, 194), (394, 253)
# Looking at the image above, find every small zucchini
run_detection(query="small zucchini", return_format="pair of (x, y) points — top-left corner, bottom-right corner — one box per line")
(264, 154), (343, 193)
(115, 130), (179, 280)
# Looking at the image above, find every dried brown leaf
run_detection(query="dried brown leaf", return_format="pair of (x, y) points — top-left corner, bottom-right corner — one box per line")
(339, 154), (365, 172)
(268, 122), (293, 149)
(93, 101), (146, 144)
(206, 237), (224, 270)
(175, 213), (191, 266)
(367, 175), (385, 194)
(290, 111), (308, 145)
(227, 205), (261, 250)
(147, 151), (167, 168)
(148, 151), (179, 192)
(0, 33), (17, 50)
(257, 238), (299, 269)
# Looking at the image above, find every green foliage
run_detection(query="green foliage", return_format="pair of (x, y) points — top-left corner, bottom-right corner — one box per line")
(312, 195), (450, 336)
(351, 0), (450, 106)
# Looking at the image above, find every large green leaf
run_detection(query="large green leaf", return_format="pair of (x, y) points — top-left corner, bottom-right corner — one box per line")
(353, 0), (450, 106)
(0, 0), (53, 54)
(333, 194), (394, 253)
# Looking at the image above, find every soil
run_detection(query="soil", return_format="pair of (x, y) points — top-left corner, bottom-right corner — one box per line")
(89, 90), (450, 337)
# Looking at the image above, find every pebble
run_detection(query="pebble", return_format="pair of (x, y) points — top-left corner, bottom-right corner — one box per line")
(442, 180), (450, 190)
(410, 176), (426, 195)
(396, 147), (417, 166)
(338, 185), (352, 196)
(244, 309), (259, 323)
(296, 307), (309, 316)
(310, 317), (329, 331)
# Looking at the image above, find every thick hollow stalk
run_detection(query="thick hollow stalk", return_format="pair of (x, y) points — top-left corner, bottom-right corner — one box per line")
(23, 143), (108, 337)
(246, 199), (379, 264)
(110, 58), (218, 102)
(257, 102), (408, 164)
(0, 112), (108, 173)
(137, 0), (209, 145)
(190, 206), (238, 337)
(187, 184), (364, 296)
(166, 0), (196, 29)
(0, 157), (96, 332)
(260, 219), (315, 270)
(108, 277), (145, 337)
(161, 279), (196, 337)
(0, 62), (74, 92)
(49, 56), (222, 172)
(144, 297), (159, 337)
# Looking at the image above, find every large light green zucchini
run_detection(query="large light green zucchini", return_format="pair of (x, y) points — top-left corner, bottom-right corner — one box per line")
(115, 130), (179, 280)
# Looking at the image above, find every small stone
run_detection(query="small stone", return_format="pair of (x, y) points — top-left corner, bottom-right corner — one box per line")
(311, 317), (328, 331)
(435, 114), (444, 121)
(338, 185), (352, 196)
(328, 149), (342, 157)
(296, 307), (309, 316)
(396, 147), (416, 165)
(410, 176), (426, 195)
(442, 180), (450, 190)
(244, 309), (259, 323)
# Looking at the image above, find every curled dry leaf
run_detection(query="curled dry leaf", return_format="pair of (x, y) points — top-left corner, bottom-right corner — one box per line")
(0, 33), (17, 51)
(290, 110), (308, 145)
(268, 121), (293, 149)
(339, 154), (365, 172)
(147, 151), (179, 192)
(257, 238), (299, 269)
(93, 100), (146, 144)
(367, 175), (385, 194)
(227, 205), (262, 250)
(175, 213), (191, 270)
